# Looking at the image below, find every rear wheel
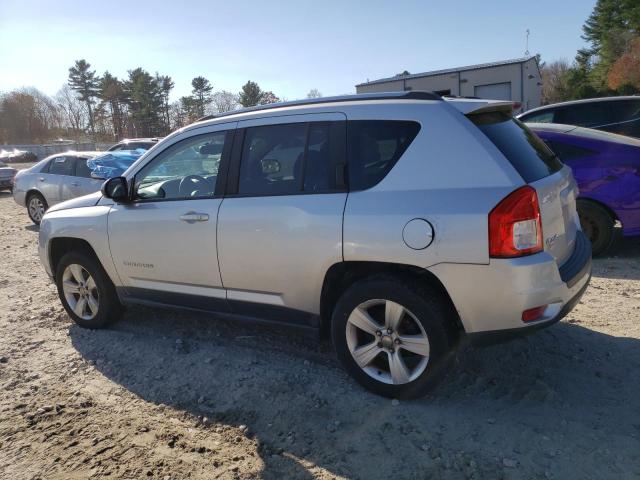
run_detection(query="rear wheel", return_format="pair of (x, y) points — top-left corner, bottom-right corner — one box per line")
(331, 276), (456, 399)
(26, 192), (47, 225)
(577, 201), (614, 256)
(55, 251), (123, 328)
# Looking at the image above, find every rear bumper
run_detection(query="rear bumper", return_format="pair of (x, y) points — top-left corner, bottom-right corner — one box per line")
(429, 231), (592, 339)
(0, 178), (13, 189)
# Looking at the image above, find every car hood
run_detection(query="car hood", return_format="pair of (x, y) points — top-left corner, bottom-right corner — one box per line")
(46, 191), (103, 213)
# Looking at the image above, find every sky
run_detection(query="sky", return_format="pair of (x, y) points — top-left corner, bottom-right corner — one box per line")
(0, 0), (596, 102)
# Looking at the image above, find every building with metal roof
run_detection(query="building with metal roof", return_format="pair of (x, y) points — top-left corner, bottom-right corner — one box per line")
(356, 56), (542, 113)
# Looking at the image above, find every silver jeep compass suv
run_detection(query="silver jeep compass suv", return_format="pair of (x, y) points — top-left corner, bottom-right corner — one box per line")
(38, 92), (591, 398)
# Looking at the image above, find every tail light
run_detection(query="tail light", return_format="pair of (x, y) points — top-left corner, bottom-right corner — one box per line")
(522, 305), (548, 322)
(489, 186), (543, 257)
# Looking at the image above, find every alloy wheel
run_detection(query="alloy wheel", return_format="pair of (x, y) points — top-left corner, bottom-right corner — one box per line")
(345, 299), (430, 385)
(62, 264), (100, 320)
(28, 197), (45, 222)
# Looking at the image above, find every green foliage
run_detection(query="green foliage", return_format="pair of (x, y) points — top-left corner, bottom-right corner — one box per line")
(68, 59), (100, 134)
(239, 81), (263, 107)
(122, 68), (165, 137)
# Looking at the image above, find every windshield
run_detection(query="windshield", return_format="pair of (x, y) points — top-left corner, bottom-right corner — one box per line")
(86, 149), (145, 179)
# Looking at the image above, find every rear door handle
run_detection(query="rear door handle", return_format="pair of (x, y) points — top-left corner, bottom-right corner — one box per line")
(71, 182), (80, 187)
(179, 212), (209, 223)
(39, 177), (45, 182)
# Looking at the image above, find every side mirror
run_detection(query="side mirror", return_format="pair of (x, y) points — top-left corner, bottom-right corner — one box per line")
(101, 176), (129, 202)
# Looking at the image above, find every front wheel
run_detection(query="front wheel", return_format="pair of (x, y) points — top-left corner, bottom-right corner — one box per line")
(55, 251), (123, 328)
(331, 276), (456, 399)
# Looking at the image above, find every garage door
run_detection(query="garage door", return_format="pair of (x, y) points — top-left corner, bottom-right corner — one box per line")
(474, 82), (512, 101)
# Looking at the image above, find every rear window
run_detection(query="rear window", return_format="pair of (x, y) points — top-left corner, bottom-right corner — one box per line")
(48, 156), (75, 176)
(347, 120), (420, 191)
(471, 111), (562, 183)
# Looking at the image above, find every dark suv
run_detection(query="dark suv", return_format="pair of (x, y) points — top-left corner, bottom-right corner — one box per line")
(518, 96), (640, 138)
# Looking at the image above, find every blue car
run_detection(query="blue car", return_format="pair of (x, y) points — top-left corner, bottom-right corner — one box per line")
(87, 150), (145, 180)
(527, 123), (640, 255)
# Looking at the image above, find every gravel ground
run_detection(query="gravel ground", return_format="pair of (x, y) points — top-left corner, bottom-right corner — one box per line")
(1, 166), (639, 479)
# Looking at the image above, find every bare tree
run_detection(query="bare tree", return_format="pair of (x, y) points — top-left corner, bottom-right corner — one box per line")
(541, 59), (572, 105)
(306, 88), (322, 98)
(55, 85), (87, 137)
(212, 90), (239, 113)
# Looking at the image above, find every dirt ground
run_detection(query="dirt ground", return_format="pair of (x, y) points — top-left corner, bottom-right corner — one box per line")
(1, 165), (639, 479)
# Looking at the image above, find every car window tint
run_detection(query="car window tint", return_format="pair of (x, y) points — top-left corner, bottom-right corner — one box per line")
(555, 102), (612, 127)
(609, 100), (640, 122)
(303, 123), (332, 192)
(471, 111), (563, 182)
(238, 123), (307, 196)
(74, 157), (93, 178)
(135, 131), (227, 201)
(48, 156), (75, 176)
(522, 110), (554, 123)
(347, 120), (420, 191)
(543, 140), (596, 162)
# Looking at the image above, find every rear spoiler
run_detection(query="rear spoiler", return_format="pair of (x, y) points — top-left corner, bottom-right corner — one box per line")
(444, 99), (515, 116)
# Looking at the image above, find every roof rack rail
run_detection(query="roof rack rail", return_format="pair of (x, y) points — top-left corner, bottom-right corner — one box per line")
(197, 91), (442, 122)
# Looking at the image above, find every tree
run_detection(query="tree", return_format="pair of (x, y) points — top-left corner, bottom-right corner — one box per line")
(306, 88), (322, 99)
(608, 37), (640, 92)
(260, 91), (280, 105)
(68, 59), (100, 136)
(55, 84), (86, 137)
(99, 72), (127, 140)
(158, 74), (175, 134)
(239, 81), (263, 107)
(0, 88), (61, 143)
(122, 68), (164, 137)
(190, 76), (213, 118)
(541, 59), (572, 104)
(212, 90), (239, 113)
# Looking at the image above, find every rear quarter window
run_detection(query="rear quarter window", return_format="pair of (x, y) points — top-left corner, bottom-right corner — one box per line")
(470, 111), (563, 183)
(347, 120), (420, 191)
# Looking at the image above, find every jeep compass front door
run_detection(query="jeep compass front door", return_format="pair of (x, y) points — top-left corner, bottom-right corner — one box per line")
(107, 126), (235, 310)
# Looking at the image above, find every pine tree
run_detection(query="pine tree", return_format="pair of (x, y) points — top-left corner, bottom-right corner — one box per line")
(122, 68), (164, 137)
(99, 72), (126, 139)
(67, 59), (100, 136)
(191, 76), (213, 117)
(238, 81), (263, 107)
(157, 74), (175, 133)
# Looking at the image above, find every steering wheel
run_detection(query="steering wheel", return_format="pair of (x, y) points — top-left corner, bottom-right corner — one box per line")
(179, 175), (209, 197)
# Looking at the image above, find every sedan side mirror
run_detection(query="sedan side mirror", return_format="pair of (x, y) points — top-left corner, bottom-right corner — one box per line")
(101, 176), (129, 202)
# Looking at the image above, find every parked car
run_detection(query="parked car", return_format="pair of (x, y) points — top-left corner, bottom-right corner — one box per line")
(108, 138), (160, 151)
(37, 92), (591, 398)
(13, 150), (143, 224)
(527, 123), (640, 255)
(518, 96), (640, 138)
(0, 161), (17, 192)
(0, 148), (38, 163)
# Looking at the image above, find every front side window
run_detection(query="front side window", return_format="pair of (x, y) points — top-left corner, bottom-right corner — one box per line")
(135, 131), (227, 200)
(48, 156), (75, 176)
(347, 120), (421, 191)
(238, 123), (307, 196)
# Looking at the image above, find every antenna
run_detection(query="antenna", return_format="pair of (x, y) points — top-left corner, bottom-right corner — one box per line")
(525, 29), (530, 56)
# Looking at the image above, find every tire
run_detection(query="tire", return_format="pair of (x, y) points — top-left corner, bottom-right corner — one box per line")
(331, 276), (457, 399)
(55, 251), (123, 329)
(26, 192), (48, 225)
(577, 201), (614, 256)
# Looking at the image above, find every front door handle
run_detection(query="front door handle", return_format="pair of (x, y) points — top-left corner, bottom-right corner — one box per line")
(71, 182), (80, 187)
(179, 212), (209, 223)
(39, 177), (45, 182)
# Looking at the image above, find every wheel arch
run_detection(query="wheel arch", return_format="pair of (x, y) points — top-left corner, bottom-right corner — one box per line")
(319, 261), (462, 340)
(577, 197), (619, 224)
(49, 237), (101, 278)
